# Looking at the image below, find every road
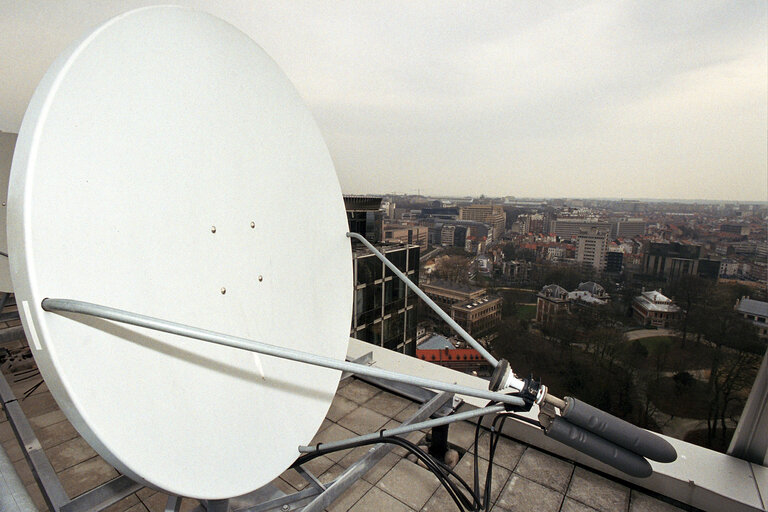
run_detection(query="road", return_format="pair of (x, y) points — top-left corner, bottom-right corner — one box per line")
(624, 328), (676, 341)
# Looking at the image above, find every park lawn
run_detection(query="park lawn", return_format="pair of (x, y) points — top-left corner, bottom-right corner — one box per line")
(514, 304), (537, 321)
(637, 336), (675, 353)
(625, 336), (714, 373)
(647, 376), (710, 419)
(500, 289), (537, 304)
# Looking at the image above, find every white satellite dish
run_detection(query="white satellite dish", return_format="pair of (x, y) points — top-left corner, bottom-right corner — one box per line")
(8, 6), (352, 499)
(0, 132), (15, 292)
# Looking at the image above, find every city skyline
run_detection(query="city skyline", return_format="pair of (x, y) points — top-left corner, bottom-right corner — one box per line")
(2, 1), (767, 201)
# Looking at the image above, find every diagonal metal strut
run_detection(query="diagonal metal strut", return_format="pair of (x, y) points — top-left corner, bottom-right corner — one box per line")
(40, 298), (525, 408)
(346, 231), (499, 367)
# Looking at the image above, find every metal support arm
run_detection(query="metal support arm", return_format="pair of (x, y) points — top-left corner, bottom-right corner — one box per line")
(41, 298), (525, 408)
(299, 404), (505, 453)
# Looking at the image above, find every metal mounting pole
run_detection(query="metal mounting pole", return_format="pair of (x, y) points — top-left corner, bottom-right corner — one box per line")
(298, 404), (505, 453)
(346, 232), (499, 367)
(41, 298), (525, 408)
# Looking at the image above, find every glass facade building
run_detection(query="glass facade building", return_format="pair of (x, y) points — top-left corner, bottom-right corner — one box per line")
(350, 244), (420, 355)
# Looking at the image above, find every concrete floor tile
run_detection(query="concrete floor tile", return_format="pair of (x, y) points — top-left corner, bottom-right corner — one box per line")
(29, 409), (67, 429)
(18, 391), (58, 418)
(327, 478), (373, 512)
(456, 452), (512, 505)
(26, 481), (50, 512)
(351, 486), (415, 512)
(361, 451), (401, 484)
(318, 418), (334, 433)
(3, 436), (23, 462)
(471, 432), (526, 470)
(272, 475), (299, 495)
(337, 405), (389, 436)
(495, 474), (564, 512)
(394, 402), (421, 423)
(36, 419), (79, 449)
(422, 450), (512, 512)
(319, 464), (347, 485)
(326, 395), (360, 422)
(102, 494), (141, 512)
(514, 448), (573, 493)
(0, 418), (14, 442)
(337, 380), (381, 405)
(377, 459), (440, 511)
(58, 456), (119, 498)
(122, 503), (149, 512)
(47, 436), (98, 472)
(140, 491), (171, 512)
(281, 454), (335, 490)
(365, 392), (412, 418)
(561, 497), (600, 512)
(629, 490), (686, 512)
(567, 467), (629, 512)
(12, 457), (36, 486)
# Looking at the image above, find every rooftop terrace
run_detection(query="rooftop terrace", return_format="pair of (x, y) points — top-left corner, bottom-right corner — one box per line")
(2, 322), (767, 512)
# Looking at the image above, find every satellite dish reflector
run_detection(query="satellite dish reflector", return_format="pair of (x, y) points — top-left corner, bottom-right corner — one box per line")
(8, 6), (352, 499)
(0, 132), (14, 292)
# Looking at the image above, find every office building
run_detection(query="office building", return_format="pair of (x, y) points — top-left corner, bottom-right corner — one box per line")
(344, 195), (383, 243)
(575, 228), (609, 271)
(641, 242), (701, 279)
(450, 295), (502, 336)
(383, 224), (428, 250)
(605, 250), (623, 273)
(459, 204), (506, 240)
(346, 196), (419, 354)
(552, 218), (610, 240)
(350, 243), (420, 355)
(421, 280), (487, 315)
(611, 218), (646, 238)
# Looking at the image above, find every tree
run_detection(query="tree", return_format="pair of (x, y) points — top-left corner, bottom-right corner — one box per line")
(432, 255), (471, 283)
(691, 283), (765, 447)
(668, 275), (712, 346)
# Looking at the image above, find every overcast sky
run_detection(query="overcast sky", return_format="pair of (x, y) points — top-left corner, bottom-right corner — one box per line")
(2, 1), (766, 201)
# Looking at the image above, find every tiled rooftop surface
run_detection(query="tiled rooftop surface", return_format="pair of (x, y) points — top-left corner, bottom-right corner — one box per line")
(2, 330), (693, 512)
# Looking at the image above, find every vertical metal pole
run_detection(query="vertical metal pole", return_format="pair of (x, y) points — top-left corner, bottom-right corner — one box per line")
(164, 496), (182, 512)
(429, 424), (449, 461)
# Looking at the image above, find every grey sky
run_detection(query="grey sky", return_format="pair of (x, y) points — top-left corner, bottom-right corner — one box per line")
(2, 1), (766, 201)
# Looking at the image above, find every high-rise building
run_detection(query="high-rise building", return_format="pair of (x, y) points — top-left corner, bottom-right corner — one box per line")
(440, 224), (456, 246)
(576, 228), (609, 271)
(344, 195), (383, 243)
(605, 250), (624, 273)
(346, 196), (419, 355)
(350, 243), (420, 355)
(459, 204), (506, 240)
